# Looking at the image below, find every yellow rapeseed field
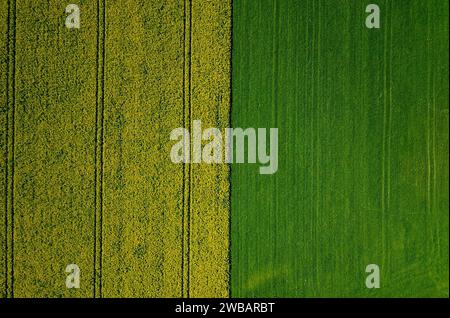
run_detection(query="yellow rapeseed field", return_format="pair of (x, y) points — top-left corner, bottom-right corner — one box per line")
(1, 0), (231, 298)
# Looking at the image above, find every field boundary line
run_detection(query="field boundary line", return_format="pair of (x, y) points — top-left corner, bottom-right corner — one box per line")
(228, 0), (233, 299)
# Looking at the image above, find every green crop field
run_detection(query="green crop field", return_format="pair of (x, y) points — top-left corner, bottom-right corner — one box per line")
(0, 0), (448, 299)
(231, 0), (448, 297)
